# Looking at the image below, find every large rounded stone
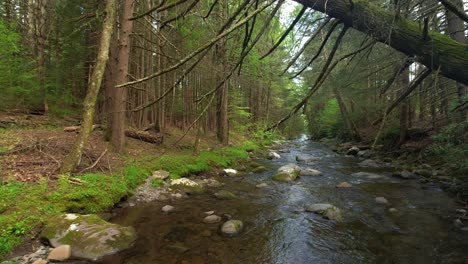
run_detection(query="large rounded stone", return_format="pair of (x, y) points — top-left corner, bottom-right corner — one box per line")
(272, 164), (300, 182)
(221, 220), (244, 236)
(40, 214), (137, 260)
(305, 203), (343, 221)
(47, 245), (71, 261)
(203, 215), (222, 224)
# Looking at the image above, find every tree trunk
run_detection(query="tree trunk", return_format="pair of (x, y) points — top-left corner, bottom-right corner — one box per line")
(444, 0), (467, 121)
(398, 68), (410, 146)
(60, 0), (116, 174)
(293, 0), (468, 85)
(106, 0), (134, 152)
(216, 0), (229, 145)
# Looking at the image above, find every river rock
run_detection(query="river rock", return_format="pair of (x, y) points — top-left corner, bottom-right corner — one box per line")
(389, 208), (398, 213)
(347, 146), (360, 156)
(336, 182), (352, 188)
(351, 172), (384, 179)
(47, 245), (71, 261)
(357, 150), (372, 158)
(256, 182), (268, 188)
(32, 259), (48, 264)
(221, 220), (244, 235)
(170, 178), (204, 194)
(393, 170), (416, 179)
(151, 170), (170, 180)
(41, 214), (136, 260)
(299, 167), (322, 176)
(267, 151), (281, 160)
(305, 204), (343, 221)
(272, 163), (300, 182)
(358, 159), (388, 168)
(295, 155), (316, 163)
(203, 215), (222, 224)
(205, 210), (215, 215)
(214, 190), (237, 200)
(223, 168), (238, 176)
(376, 197), (388, 204)
(252, 166), (268, 173)
(162, 205), (175, 212)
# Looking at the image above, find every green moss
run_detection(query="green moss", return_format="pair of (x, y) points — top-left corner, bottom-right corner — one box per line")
(272, 171), (299, 182)
(214, 190), (237, 200)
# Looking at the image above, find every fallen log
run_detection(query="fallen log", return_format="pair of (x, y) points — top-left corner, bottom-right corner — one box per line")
(63, 124), (102, 133)
(125, 130), (163, 144)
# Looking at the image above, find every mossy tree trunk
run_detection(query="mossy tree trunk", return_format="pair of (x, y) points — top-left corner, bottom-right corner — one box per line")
(293, 0), (468, 85)
(60, 0), (117, 174)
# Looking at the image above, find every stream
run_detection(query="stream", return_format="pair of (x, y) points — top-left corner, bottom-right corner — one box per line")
(95, 138), (468, 264)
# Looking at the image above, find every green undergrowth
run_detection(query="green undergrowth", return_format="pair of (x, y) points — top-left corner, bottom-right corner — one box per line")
(0, 142), (263, 259)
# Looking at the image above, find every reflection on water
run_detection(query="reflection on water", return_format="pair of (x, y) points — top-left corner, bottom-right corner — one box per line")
(94, 140), (468, 264)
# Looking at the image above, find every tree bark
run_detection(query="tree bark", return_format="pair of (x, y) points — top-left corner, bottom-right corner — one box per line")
(106, 0), (134, 152)
(444, 0), (467, 121)
(60, 0), (116, 174)
(293, 0), (468, 85)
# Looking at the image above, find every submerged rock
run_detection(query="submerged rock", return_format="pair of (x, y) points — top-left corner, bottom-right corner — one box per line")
(203, 215), (222, 224)
(357, 150), (372, 158)
(40, 214), (136, 260)
(221, 220), (244, 235)
(252, 166), (268, 173)
(214, 190), (237, 200)
(351, 172), (384, 179)
(162, 205), (175, 212)
(299, 167), (322, 176)
(272, 163), (300, 182)
(305, 204), (343, 221)
(336, 182), (352, 188)
(393, 170), (416, 179)
(389, 208), (398, 213)
(376, 197), (389, 204)
(256, 182), (268, 188)
(358, 159), (389, 168)
(295, 155), (316, 163)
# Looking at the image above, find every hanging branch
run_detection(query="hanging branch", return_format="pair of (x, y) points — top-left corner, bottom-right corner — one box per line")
(160, 0), (201, 29)
(130, 49), (211, 112)
(219, 0), (253, 33)
(203, 0), (219, 18)
(266, 25), (349, 131)
(172, 93), (217, 146)
(116, 0), (274, 89)
(438, 0), (468, 23)
(373, 68), (432, 125)
(290, 20), (340, 79)
(130, 0), (185, 21)
(281, 17), (331, 75)
(260, 6), (307, 59)
(238, 0), (285, 74)
(380, 57), (413, 95)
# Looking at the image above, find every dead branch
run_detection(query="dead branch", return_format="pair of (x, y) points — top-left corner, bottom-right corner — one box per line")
(260, 6), (307, 59)
(78, 147), (108, 174)
(290, 20), (341, 79)
(281, 17), (332, 75)
(125, 130), (164, 144)
(116, 0), (274, 89)
(267, 25), (349, 131)
(373, 68), (432, 125)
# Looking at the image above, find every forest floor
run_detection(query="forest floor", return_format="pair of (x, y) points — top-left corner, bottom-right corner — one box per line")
(0, 112), (260, 260)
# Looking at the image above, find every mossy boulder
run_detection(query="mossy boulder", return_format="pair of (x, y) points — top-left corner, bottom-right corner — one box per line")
(220, 220), (243, 236)
(40, 214), (136, 260)
(272, 164), (300, 182)
(305, 204), (343, 221)
(170, 178), (204, 194)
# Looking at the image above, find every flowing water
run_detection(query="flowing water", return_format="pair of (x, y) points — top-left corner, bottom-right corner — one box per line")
(95, 139), (468, 264)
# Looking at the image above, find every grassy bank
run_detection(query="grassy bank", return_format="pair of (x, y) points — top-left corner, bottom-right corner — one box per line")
(0, 136), (263, 259)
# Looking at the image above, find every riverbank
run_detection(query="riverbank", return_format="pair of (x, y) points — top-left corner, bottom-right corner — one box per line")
(0, 115), (273, 260)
